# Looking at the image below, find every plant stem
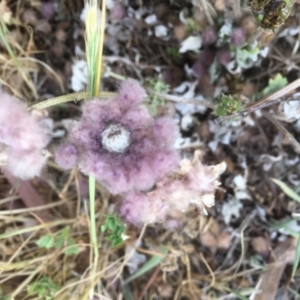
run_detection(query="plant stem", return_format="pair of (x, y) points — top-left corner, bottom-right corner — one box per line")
(85, 0), (107, 297)
(29, 91), (115, 110)
(88, 175), (98, 275)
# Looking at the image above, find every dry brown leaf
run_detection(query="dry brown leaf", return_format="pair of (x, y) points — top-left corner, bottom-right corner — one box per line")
(251, 238), (296, 300)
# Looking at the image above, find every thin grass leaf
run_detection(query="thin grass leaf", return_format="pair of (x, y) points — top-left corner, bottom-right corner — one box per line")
(0, 219), (74, 240)
(271, 218), (299, 238)
(272, 178), (300, 203)
(271, 218), (297, 229)
(89, 175), (98, 269)
(124, 248), (168, 284)
(292, 234), (300, 277)
(231, 291), (251, 300)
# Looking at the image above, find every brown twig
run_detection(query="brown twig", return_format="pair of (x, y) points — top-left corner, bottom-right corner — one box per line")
(150, 91), (214, 109)
(138, 266), (161, 300)
(263, 111), (300, 154)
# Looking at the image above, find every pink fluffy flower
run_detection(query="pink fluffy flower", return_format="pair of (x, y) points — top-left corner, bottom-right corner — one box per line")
(0, 91), (51, 179)
(120, 151), (226, 225)
(120, 190), (170, 225)
(55, 79), (179, 194)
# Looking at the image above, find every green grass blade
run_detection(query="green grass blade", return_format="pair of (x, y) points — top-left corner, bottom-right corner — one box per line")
(292, 234), (300, 277)
(272, 178), (300, 203)
(123, 248), (168, 285)
(89, 175), (98, 275)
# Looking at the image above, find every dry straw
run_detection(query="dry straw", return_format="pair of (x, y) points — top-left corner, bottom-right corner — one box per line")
(84, 0), (107, 298)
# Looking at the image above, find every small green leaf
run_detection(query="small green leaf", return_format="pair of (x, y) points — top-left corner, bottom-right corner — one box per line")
(108, 217), (116, 231)
(219, 23), (232, 41)
(209, 59), (221, 83)
(65, 240), (79, 256)
(27, 276), (60, 300)
(112, 237), (124, 247)
(54, 235), (64, 249)
(145, 77), (169, 116)
(272, 178), (300, 203)
(101, 215), (127, 247)
(101, 223), (107, 232)
(36, 234), (55, 249)
(235, 46), (260, 69)
(106, 234), (116, 241)
(59, 227), (70, 239)
(262, 74), (288, 97)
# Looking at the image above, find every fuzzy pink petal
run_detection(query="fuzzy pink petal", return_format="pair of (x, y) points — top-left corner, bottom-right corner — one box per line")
(55, 142), (78, 170)
(82, 98), (122, 124)
(152, 117), (179, 147)
(5, 148), (47, 179)
(121, 190), (170, 225)
(152, 150), (180, 178)
(128, 158), (156, 191)
(0, 92), (49, 150)
(121, 106), (153, 131)
(118, 79), (148, 108)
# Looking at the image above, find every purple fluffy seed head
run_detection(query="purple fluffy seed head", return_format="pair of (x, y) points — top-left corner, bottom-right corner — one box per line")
(192, 60), (206, 77)
(120, 190), (170, 225)
(153, 117), (178, 147)
(0, 91), (51, 179)
(119, 152), (226, 226)
(118, 79), (148, 108)
(201, 27), (218, 46)
(5, 148), (48, 180)
(192, 50), (216, 77)
(55, 142), (78, 170)
(55, 79), (179, 195)
(109, 3), (126, 22)
(40, 2), (56, 19)
(230, 28), (246, 46)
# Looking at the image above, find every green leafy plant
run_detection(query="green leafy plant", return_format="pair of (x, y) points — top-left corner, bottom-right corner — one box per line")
(36, 227), (79, 256)
(253, 73), (288, 101)
(101, 215), (127, 247)
(261, 73), (288, 96)
(214, 94), (243, 117)
(145, 77), (169, 115)
(27, 276), (60, 300)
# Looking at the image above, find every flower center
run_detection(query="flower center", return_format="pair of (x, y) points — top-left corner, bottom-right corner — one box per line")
(101, 123), (130, 153)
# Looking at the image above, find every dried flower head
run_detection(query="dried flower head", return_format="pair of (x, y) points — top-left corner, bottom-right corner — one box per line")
(201, 26), (218, 46)
(55, 79), (179, 194)
(0, 91), (51, 179)
(230, 28), (246, 46)
(120, 150), (226, 225)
